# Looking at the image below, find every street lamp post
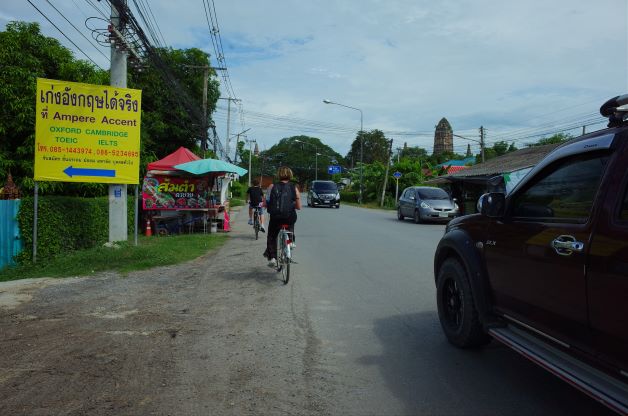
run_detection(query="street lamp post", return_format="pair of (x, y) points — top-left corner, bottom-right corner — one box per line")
(323, 99), (363, 204)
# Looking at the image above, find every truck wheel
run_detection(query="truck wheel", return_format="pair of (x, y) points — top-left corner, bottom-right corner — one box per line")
(436, 258), (490, 348)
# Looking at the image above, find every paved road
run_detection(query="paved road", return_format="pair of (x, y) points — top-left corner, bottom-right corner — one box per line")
(291, 202), (613, 416)
(0, 202), (615, 415)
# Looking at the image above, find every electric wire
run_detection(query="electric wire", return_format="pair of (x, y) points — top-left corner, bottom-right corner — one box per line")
(27, 0), (104, 69)
(45, 0), (110, 62)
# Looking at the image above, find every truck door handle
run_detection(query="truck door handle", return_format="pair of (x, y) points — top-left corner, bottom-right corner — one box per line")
(551, 235), (584, 256)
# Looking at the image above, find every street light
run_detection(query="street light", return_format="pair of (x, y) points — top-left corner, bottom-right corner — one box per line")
(323, 99), (363, 204)
(294, 139), (320, 180)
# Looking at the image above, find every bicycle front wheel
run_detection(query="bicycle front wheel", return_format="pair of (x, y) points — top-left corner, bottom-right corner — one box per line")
(277, 232), (290, 284)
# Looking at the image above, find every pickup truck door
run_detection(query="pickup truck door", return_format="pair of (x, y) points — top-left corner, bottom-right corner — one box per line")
(587, 148), (628, 375)
(484, 152), (610, 350)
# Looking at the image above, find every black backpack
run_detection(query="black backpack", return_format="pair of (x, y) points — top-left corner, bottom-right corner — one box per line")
(268, 182), (295, 219)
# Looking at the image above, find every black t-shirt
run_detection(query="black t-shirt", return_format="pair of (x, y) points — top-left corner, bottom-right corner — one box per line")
(246, 186), (264, 205)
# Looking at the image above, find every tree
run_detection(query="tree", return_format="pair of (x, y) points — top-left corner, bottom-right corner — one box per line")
(475, 140), (518, 163)
(399, 146), (428, 161)
(530, 133), (572, 146)
(0, 21), (108, 195)
(129, 47), (220, 159)
(346, 129), (390, 165)
(256, 136), (343, 186)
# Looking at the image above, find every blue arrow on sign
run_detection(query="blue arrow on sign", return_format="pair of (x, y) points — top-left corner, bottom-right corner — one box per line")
(393, 171), (402, 179)
(63, 166), (116, 178)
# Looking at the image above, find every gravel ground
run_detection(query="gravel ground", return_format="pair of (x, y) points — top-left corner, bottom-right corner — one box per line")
(0, 208), (336, 416)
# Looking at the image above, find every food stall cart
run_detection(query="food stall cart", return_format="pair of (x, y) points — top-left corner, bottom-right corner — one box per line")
(142, 147), (247, 235)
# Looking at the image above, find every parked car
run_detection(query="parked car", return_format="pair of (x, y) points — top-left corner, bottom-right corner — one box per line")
(433, 95), (628, 414)
(397, 186), (459, 223)
(307, 180), (340, 208)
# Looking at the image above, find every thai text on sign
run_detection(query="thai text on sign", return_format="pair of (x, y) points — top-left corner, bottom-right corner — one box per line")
(142, 176), (212, 210)
(34, 78), (142, 184)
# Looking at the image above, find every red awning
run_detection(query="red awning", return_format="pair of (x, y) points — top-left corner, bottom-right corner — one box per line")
(146, 147), (201, 171)
(445, 165), (469, 174)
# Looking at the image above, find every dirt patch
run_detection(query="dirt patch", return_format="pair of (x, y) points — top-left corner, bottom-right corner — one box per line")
(0, 277), (84, 310)
(0, 209), (336, 416)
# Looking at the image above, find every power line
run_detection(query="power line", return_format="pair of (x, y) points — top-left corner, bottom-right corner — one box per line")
(45, 0), (110, 62)
(83, 0), (109, 19)
(27, 0), (104, 69)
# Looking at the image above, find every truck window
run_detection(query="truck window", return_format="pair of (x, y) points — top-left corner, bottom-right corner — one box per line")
(512, 153), (609, 223)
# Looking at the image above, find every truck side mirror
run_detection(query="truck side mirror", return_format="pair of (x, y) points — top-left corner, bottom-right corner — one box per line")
(477, 193), (506, 218)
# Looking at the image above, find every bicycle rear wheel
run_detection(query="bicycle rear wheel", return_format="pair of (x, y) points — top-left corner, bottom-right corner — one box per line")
(277, 232), (290, 284)
(253, 213), (260, 240)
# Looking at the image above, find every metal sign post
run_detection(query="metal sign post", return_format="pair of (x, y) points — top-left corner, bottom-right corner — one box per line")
(393, 171), (402, 202)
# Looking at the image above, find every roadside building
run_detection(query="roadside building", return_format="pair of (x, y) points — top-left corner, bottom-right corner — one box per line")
(427, 143), (560, 215)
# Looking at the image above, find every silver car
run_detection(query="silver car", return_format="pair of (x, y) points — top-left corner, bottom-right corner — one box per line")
(397, 186), (459, 223)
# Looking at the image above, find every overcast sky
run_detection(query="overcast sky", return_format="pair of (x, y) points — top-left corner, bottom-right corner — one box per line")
(2, 1), (627, 158)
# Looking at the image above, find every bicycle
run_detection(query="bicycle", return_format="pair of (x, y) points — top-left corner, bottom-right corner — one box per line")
(276, 224), (293, 284)
(252, 205), (263, 240)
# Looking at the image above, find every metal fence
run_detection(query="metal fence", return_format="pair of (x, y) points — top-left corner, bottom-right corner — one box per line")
(0, 199), (22, 269)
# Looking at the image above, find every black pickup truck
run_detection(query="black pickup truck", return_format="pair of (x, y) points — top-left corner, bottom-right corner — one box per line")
(434, 95), (628, 414)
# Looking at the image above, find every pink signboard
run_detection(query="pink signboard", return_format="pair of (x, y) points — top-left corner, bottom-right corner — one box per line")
(142, 175), (210, 210)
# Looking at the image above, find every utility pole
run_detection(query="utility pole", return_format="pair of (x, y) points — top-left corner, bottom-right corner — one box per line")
(109, 0), (128, 243)
(380, 139), (393, 207)
(479, 125), (485, 163)
(233, 128), (251, 164)
(219, 97), (241, 161)
(182, 65), (226, 156)
(245, 138), (257, 186)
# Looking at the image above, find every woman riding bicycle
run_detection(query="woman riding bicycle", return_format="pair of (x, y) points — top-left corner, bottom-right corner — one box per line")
(246, 178), (266, 232)
(264, 166), (301, 268)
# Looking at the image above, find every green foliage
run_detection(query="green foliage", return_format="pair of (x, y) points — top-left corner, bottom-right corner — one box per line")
(398, 146), (428, 161)
(1, 233), (227, 281)
(531, 133), (572, 146)
(230, 180), (245, 198)
(16, 195), (137, 263)
(257, 136), (344, 186)
(475, 141), (518, 163)
(129, 47), (220, 159)
(340, 190), (359, 203)
(0, 21), (108, 195)
(346, 129), (390, 165)
(1, 22), (218, 197)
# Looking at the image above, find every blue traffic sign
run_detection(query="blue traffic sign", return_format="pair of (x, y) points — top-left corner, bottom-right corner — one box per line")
(328, 165), (342, 175)
(393, 171), (402, 179)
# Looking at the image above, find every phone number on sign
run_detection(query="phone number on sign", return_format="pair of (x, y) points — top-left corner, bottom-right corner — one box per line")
(47, 146), (92, 154)
(96, 149), (139, 157)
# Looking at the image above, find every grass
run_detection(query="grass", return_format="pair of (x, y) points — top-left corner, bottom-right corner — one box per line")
(229, 198), (245, 207)
(0, 233), (228, 282)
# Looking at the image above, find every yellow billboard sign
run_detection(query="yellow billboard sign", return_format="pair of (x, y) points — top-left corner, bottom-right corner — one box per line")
(35, 78), (142, 184)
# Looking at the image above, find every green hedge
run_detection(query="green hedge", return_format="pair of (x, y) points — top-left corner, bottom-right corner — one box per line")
(340, 190), (359, 203)
(231, 181), (245, 198)
(17, 196), (136, 263)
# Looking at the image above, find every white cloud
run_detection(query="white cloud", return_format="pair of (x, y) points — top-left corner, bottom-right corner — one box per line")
(2, 0), (626, 156)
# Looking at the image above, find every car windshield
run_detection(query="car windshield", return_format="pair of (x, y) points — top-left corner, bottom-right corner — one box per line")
(314, 182), (337, 192)
(418, 188), (449, 200)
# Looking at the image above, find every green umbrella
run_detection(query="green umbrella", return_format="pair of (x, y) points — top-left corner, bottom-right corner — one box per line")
(174, 158), (248, 176)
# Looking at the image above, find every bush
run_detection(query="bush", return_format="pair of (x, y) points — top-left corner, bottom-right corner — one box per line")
(340, 190), (359, 203)
(17, 195), (137, 263)
(231, 181), (245, 198)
